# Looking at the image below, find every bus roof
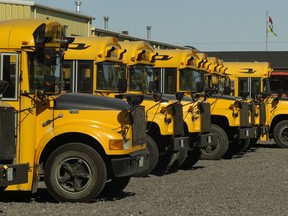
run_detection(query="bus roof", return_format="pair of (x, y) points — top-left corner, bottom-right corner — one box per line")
(154, 49), (198, 69)
(65, 36), (123, 62)
(118, 41), (156, 66)
(224, 62), (272, 78)
(0, 19), (62, 48)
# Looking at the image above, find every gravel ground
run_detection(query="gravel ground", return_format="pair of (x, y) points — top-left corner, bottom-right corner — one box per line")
(1, 141), (288, 216)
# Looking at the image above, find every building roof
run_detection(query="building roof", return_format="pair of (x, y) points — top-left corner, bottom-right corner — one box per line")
(93, 28), (186, 50)
(0, 0), (95, 20)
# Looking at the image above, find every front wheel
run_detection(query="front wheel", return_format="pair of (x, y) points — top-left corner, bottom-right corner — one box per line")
(200, 124), (229, 160)
(44, 143), (107, 203)
(274, 120), (288, 148)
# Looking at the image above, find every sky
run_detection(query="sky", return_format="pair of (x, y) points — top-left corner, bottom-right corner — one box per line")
(34, 0), (288, 52)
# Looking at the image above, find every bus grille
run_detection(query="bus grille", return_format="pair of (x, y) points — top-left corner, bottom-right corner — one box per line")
(259, 102), (266, 126)
(200, 102), (211, 133)
(0, 106), (16, 161)
(240, 101), (249, 127)
(173, 103), (184, 135)
(250, 101), (256, 126)
(131, 106), (146, 146)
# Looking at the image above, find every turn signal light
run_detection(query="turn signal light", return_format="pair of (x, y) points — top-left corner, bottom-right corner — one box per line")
(109, 139), (124, 150)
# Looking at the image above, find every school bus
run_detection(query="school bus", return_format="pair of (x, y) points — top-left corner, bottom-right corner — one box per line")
(0, 19), (149, 203)
(224, 62), (288, 148)
(174, 53), (256, 159)
(153, 49), (230, 160)
(224, 62), (270, 146)
(119, 41), (192, 171)
(203, 57), (260, 155)
(63, 37), (189, 175)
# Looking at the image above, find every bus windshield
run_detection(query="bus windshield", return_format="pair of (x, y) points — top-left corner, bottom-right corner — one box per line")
(129, 65), (154, 93)
(179, 68), (205, 93)
(28, 48), (61, 94)
(218, 75), (232, 95)
(96, 62), (126, 91)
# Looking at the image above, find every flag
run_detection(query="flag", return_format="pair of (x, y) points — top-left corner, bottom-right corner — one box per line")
(268, 15), (277, 36)
(269, 16), (274, 28)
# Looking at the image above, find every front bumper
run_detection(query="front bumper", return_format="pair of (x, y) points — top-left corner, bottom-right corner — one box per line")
(258, 125), (269, 137)
(170, 136), (191, 152)
(111, 149), (149, 177)
(168, 136), (190, 167)
(0, 163), (29, 187)
(197, 132), (218, 148)
(237, 126), (258, 139)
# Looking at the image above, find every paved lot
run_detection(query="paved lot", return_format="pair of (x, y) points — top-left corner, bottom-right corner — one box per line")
(1, 141), (288, 216)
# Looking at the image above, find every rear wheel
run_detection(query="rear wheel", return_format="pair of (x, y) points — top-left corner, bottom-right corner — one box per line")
(274, 120), (288, 148)
(44, 143), (107, 203)
(200, 124), (229, 160)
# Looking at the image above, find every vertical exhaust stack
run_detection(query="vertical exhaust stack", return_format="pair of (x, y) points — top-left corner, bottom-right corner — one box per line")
(75, 1), (81, 13)
(147, 26), (152, 40)
(104, 16), (109, 30)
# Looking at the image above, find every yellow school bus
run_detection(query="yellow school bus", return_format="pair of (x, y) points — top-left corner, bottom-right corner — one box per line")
(224, 62), (270, 146)
(153, 49), (229, 160)
(64, 36), (190, 175)
(224, 62), (288, 148)
(0, 19), (149, 202)
(119, 41), (191, 171)
(202, 57), (259, 156)
(163, 52), (256, 159)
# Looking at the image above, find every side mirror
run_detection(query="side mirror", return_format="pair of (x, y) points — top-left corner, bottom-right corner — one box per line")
(35, 89), (46, 102)
(205, 88), (214, 97)
(152, 92), (162, 102)
(175, 92), (184, 102)
(117, 79), (127, 93)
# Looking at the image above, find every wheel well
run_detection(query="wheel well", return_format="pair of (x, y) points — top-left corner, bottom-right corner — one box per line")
(211, 115), (229, 131)
(146, 121), (171, 152)
(270, 114), (288, 135)
(146, 121), (160, 138)
(211, 115), (236, 140)
(39, 132), (108, 173)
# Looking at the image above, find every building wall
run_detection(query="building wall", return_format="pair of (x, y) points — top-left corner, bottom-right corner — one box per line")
(0, 3), (31, 20)
(34, 7), (91, 37)
(0, 2), (92, 37)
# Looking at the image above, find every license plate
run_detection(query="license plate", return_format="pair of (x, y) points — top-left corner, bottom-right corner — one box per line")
(138, 156), (144, 167)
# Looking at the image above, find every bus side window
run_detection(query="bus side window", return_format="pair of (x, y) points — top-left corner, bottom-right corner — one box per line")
(1, 54), (18, 99)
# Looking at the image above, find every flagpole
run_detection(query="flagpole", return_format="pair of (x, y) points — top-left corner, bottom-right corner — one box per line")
(266, 11), (268, 51)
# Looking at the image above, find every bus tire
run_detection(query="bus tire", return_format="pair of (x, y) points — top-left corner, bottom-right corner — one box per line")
(200, 124), (229, 160)
(274, 120), (288, 148)
(44, 143), (107, 203)
(134, 135), (159, 177)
